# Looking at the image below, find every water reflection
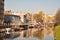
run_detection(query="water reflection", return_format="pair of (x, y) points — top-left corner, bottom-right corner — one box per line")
(4, 31), (54, 40)
(5, 35), (54, 40)
(43, 35), (54, 40)
(4, 27), (54, 40)
(5, 37), (38, 40)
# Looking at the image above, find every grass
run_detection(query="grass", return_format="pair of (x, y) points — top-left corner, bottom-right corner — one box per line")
(55, 25), (60, 40)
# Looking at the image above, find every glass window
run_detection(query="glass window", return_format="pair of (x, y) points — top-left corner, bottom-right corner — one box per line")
(0, 5), (3, 8)
(24, 15), (28, 23)
(3, 0), (4, 1)
(4, 15), (20, 25)
(0, 0), (4, 2)
(0, 10), (3, 13)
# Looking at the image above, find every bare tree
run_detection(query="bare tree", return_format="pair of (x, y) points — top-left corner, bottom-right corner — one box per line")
(55, 9), (60, 25)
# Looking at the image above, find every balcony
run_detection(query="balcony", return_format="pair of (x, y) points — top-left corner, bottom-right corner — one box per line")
(0, 8), (4, 10)
(0, 15), (4, 19)
(0, 10), (4, 13)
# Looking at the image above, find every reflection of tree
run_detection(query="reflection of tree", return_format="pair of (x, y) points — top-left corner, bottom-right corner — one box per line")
(0, 33), (3, 40)
(33, 30), (44, 40)
(0, 32), (6, 40)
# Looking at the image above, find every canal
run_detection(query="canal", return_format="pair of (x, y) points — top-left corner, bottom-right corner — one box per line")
(5, 35), (54, 40)
(4, 27), (54, 40)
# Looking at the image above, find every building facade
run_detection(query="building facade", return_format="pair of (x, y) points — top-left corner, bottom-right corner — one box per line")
(0, 0), (4, 25)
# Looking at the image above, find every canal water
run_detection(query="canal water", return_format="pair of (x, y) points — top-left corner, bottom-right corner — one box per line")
(43, 35), (54, 40)
(5, 29), (54, 40)
(5, 35), (54, 40)
(5, 31), (54, 40)
(5, 37), (38, 40)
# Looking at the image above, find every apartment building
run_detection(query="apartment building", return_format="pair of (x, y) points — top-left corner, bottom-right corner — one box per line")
(0, 0), (4, 25)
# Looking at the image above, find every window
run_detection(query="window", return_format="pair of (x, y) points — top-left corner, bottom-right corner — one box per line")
(0, 5), (3, 8)
(0, 0), (2, 1)
(0, 0), (4, 5)
(3, 0), (4, 1)
(4, 15), (21, 25)
(24, 15), (28, 23)
(0, 10), (3, 13)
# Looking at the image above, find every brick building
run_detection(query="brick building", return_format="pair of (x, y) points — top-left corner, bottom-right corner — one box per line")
(0, 0), (4, 25)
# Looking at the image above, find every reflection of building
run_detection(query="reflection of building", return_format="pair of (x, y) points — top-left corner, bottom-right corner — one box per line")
(0, 0), (4, 25)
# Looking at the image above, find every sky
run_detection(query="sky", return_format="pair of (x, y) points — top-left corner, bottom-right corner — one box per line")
(4, 0), (60, 15)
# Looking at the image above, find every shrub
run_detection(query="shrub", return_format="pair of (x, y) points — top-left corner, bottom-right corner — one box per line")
(55, 25), (60, 40)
